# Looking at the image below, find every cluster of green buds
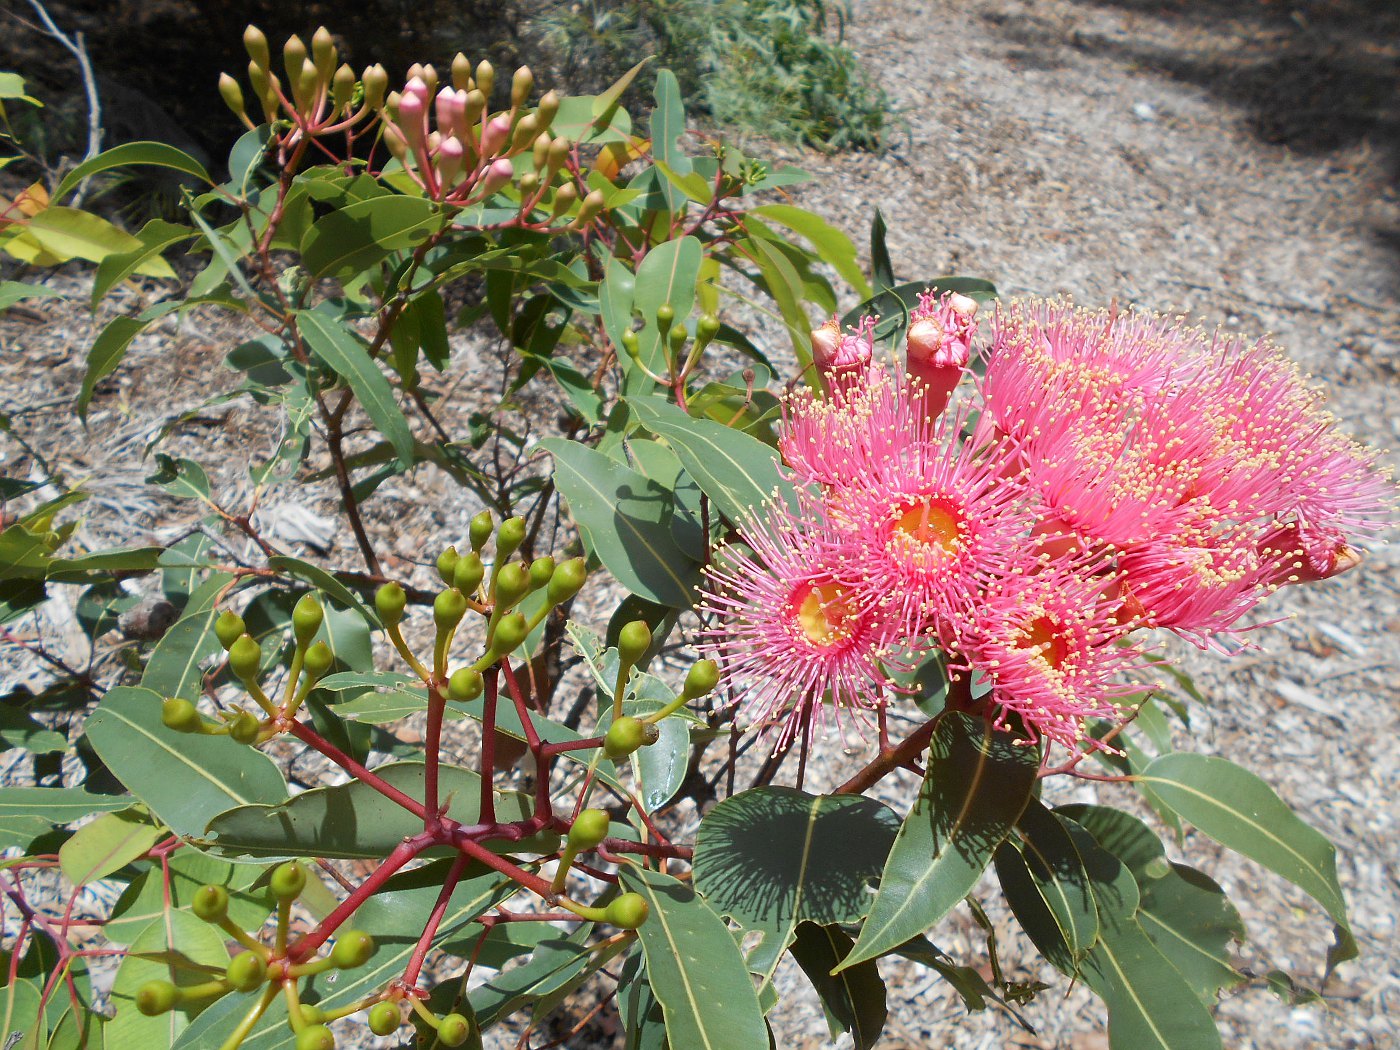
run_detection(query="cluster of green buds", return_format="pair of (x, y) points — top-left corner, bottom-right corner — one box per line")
(162, 593), (333, 743)
(136, 863), (381, 1050)
(620, 304), (723, 389)
(221, 26), (378, 137)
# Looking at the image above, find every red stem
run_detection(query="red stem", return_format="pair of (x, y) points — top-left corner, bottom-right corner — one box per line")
(401, 854), (468, 989)
(478, 669), (499, 826)
(289, 721), (426, 820)
(288, 837), (424, 961)
(424, 681), (446, 830)
(500, 660), (551, 819)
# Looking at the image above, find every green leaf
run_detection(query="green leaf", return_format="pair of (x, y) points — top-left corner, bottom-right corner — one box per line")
(469, 927), (596, 1028)
(84, 685), (287, 838)
(297, 307), (415, 467)
(54, 141), (212, 202)
(0, 979), (43, 1050)
(265, 556), (381, 628)
(789, 923), (886, 1050)
(0, 705), (67, 753)
(15, 207), (170, 271)
(92, 218), (195, 306)
(108, 911), (230, 1049)
(839, 713), (1039, 970)
(77, 314), (148, 420)
(1063, 816), (1224, 1050)
(649, 69), (691, 211)
(743, 233), (814, 365)
(619, 864), (769, 1050)
(45, 544), (166, 584)
(1136, 752), (1351, 963)
(624, 236), (703, 393)
(58, 809), (163, 885)
(693, 787), (899, 983)
(106, 850), (270, 945)
(0, 281), (64, 311)
(200, 762), (551, 859)
(299, 194), (444, 280)
(870, 208), (895, 293)
(617, 950), (668, 1050)
(752, 204), (871, 299)
(140, 572), (235, 700)
(539, 438), (699, 607)
(627, 396), (794, 522)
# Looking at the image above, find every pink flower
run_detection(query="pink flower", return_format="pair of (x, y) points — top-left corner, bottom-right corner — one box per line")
(696, 500), (904, 749)
(905, 290), (978, 420)
(811, 315), (876, 398)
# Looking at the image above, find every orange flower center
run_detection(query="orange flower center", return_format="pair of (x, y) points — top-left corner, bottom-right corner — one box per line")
(1018, 615), (1071, 668)
(889, 497), (966, 566)
(792, 581), (855, 648)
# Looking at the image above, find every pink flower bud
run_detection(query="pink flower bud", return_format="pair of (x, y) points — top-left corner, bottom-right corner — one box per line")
(396, 90), (425, 147)
(481, 114), (512, 157)
(905, 290), (979, 421)
(1259, 522), (1363, 585)
(481, 157), (515, 196)
(435, 87), (464, 136)
(437, 136), (465, 188)
(404, 75), (431, 108)
(811, 315), (875, 399)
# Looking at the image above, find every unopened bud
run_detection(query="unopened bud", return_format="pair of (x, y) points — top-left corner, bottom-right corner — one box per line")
(490, 612), (528, 655)
(451, 53), (473, 91)
(496, 516), (527, 561)
(469, 510), (495, 551)
(304, 641), (334, 680)
(243, 25), (270, 70)
(375, 581), (406, 625)
(219, 74), (247, 120)
(535, 90), (560, 131)
(453, 551), (485, 595)
(383, 123), (409, 163)
(332, 64), (356, 112)
(655, 303), (675, 336)
(494, 562), (530, 610)
(311, 27), (336, 78)
(481, 114), (512, 157)
(228, 710), (261, 745)
(618, 620), (652, 665)
(546, 136), (571, 175)
(282, 35), (308, 87)
(362, 64), (388, 109)
(512, 67), (534, 108)
(228, 635), (261, 681)
(420, 63), (439, 98)
(568, 809), (610, 851)
(464, 89), (486, 127)
(533, 133), (551, 170)
(512, 113), (539, 149)
(397, 90), (425, 146)
(547, 557), (588, 605)
(528, 557), (556, 591)
(697, 314), (721, 345)
(550, 183), (578, 218)
(620, 329), (640, 360)
(215, 610), (245, 651)
(293, 593), (324, 649)
(481, 158), (514, 196)
(575, 189), (605, 225)
(603, 715), (657, 760)
(437, 546), (461, 585)
(448, 667), (484, 701)
(296, 58), (319, 107)
(475, 60), (495, 100)
(404, 73), (430, 106)
(435, 589), (468, 633)
(162, 698), (203, 734)
(518, 171), (539, 198)
(436, 87), (464, 136)
(437, 136), (465, 187)
(683, 659), (720, 700)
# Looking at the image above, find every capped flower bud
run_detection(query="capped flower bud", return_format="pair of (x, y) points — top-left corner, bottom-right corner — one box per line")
(295, 58), (319, 107)
(243, 25), (270, 70)
(568, 808), (610, 851)
(228, 710), (261, 746)
(300, 1005), (326, 1025)
(270, 861), (307, 901)
(437, 546), (461, 585)
(528, 556), (556, 591)
(382, 123), (410, 164)
(330, 929), (376, 969)
(494, 562), (530, 610)
(533, 133), (551, 170)
(296, 1025), (335, 1050)
(311, 27), (336, 78)
(475, 60), (495, 100)
(481, 158), (514, 196)
(219, 74), (247, 120)
(464, 88), (486, 126)
(697, 314), (721, 345)
(303, 641), (334, 679)
(368, 1001), (401, 1036)
(605, 892), (650, 929)
(420, 63), (439, 98)
(668, 323), (687, 355)
(215, 610), (246, 651)
(404, 74), (431, 107)
(434, 589), (468, 633)
(161, 697), (203, 734)
(362, 64), (388, 109)
(546, 136), (571, 175)
(451, 52), (473, 91)
(603, 714), (657, 760)
(536, 90), (560, 131)
(655, 303), (675, 335)
(490, 612), (528, 655)
(437, 135), (465, 187)
(436, 87), (464, 135)
(375, 581), (407, 626)
(481, 114), (512, 157)
(438, 1014), (472, 1048)
(331, 64), (356, 112)
(282, 34), (307, 86)
(228, 634), (262, 681)
(550, 183), (578, 218)
(618, 620), (652, 665)
(683, 658), (720, 700)
(293, 593), (324, 648)
(469, 510), (495, 551)
(136, 979), (180, 1016)
(226, 951), (267, 992)
(397, 90), (425, 146)
(575, 189), (606, 225)
(453, 551), (485, 595)
(448, 667), (484, 701)
(511, 66), (534, 108)
(192, 884), (229, 922)
(511, 113), (540, 150)
(518, 171), (539, 198)
(496, 516), (527, 561)
(547, 557), (588, 606)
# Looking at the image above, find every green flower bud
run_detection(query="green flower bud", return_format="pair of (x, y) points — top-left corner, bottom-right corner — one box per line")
(296, 1024), (335, 1050)
(243, 25), (270, 70)
(469, 510), (495, 552)
(420, 63), (439, 98)
(311, 27), (336, 78)
(215, 611), (245, 651)
(331, 64), (356, 112)
(368, 1000), (401, 1036)
(228, 711), (262, 746)
(474, 60), (495, 100)
(511, 66), (534, 108)
(490, 612), (528, 656)
(536, 90), (560, 131)
(550, 183), (578, 218)
(192, 884), (229, 923)
(493, 562), (529, 611)
(546, 136), (571, 175)
(135, 979), (180, 1016)
(161, 697), (203, 734)
(270, 861), (307, 901)
(437, 546), (461, 585)
(464, 88), (486, 125)
(453, 551), (485, 596)
(303, 641), (334, 680)
(683, 659), (720, 700)
(655, 304), (675, 336)
(438, 1013), (472, 1048)
(519, 171), (539, 197)
(620, 328), (640, 360)
(547, 558), (588, 606)
(329, 930), (376, 969)
(228, 634), (262, 682)
(451, 52), (473, 91)
(434, 589), (468, 633)
(300, 1004), (326, 1025)
(448, 667), (484, 701)
(282, 34), (308, 87)
(512, 113), (539, 150)
(226, 951), (267, 992)
(296, 58), (319, 106)
(219, 74), (247, 120)
(527, 556), (556, 591)
(605, 892), (650, 929)
(532, 133), (551, 170)
(496, 516), (527, 561)
(603, 715), (657, 761)
(375, 581), (406, 626)
(697, 314), (722, 343)
(618, 620), (651, 665)
(576, 188), (606, 225)
(568, 809), (610, 852)
(668, 323), (687, 355)
(362, 64), (388, 109)
(293, 593), (324, 649)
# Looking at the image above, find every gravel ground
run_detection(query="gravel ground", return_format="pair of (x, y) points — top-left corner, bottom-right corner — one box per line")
(2, 0), (1398, 1047)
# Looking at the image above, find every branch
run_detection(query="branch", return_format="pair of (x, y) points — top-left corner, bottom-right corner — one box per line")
(25, 1), (102, 202)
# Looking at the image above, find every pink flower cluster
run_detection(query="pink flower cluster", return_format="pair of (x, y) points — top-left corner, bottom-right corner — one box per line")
(698, 294), (1396, 752)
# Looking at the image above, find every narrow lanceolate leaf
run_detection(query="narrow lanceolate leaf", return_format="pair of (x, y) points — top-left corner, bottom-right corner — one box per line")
(751, 204), (872, 299)
(789, 923), (887, 1050)
(140, 572), (235, 700)
(107, 911), (230, 1050)
(84, 686), (287, 838)
(53, 141), (213, 202)
(539, 438), (699, 608)
(692, 787), (899, 983)
(994, 799), (1098, 976)
(297, 307), (415, 466)
(838, 713), (1039, 971)
(619, 865), (768, 1050)
(627, 396), (795, 522)
(78, 315), (149, 419)
(1062, 816), (1223, 1050)
(1137, 753), (1351, 964)
(298, 194), (443, 279)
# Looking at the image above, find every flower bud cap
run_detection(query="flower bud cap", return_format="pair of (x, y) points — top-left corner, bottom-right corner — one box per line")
(228, 635), (261, 681)
(436, 546), (461, 585)
(448, 667), (484, 701)
(434, 588), (468, 632)
(375, 581), (407, 625)
(618, 620), (651, 664)
(547, 557), (588, 605)
(292, 593), (324, 648)
(215, 610), (246, 650)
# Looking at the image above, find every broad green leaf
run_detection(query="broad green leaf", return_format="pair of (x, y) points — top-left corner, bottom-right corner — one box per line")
(298, 307), (415, 467)
(84, 685), (287, 838)
(15, 207), (170, 272)
(789, 923), (886, 1050)
(1137, 752), (1351, 964)
(0, 978), (43, 1050)
(1063, 816), (1223, 1050)
(92, 218), (195, 305)
(627, 396), (794, 522)
(624, 236), (703, 394)
(469, 927), (596, 1028)
(620, 864), (769, 1050)
(539, 438), (699, 608)
(1061, 804), (1245, 1003)
(265, 556), (381, 628)
(617, 951), (668, 1050)
(201, 762), (552, 859)
(743, 233), (813, 365)
(839, 714), (1039, 970)
(693, 787), (899, 983)
(0, 787), (129, 825)
(58, 809), (163, 885)
(649, 69), (690, 211)
(870, 209), (894, 293)
(108, 911), (229, 1049)
(0, 705), (67, 753)
(752, 204), (871, 299)
(0, 281), (64, 311)
(78, 315), (148, 419)
(45, 544), (166, 584)
(106, 850), (270, 944)
(299, 194), (444, 279)
(140, 572), (235, 700)
(599, 255), (637, 357)
(314, 670), (417, 692)
(54, 141), (212, 202)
